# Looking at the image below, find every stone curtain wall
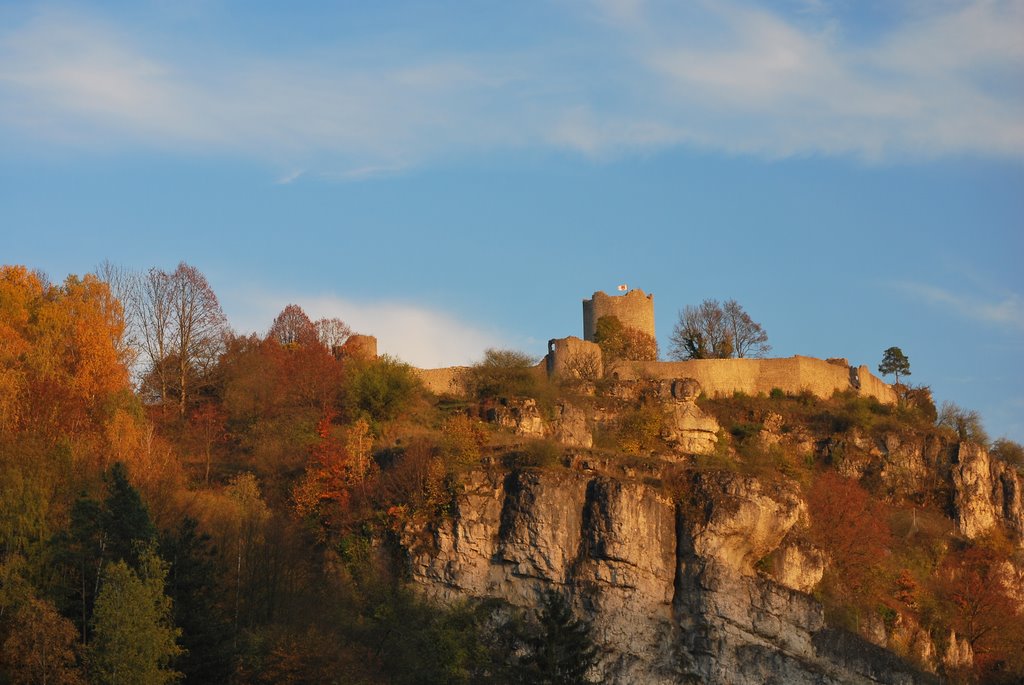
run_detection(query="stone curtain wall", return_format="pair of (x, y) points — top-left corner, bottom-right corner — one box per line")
(610, 356), (897, 404)
(854, 364), (895, 404)
(415, 366), (470, 395)
(583, 289), (656, 342)
(418, 354), (896, 404)
(415, 363), (549, 396)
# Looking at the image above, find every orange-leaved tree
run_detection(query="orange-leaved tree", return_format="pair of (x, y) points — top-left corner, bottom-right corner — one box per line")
(0, 266), (131, 439)
(935, 537), (1024, 678)
(292, 409), (375, 532)
(807, 470), (893, 602)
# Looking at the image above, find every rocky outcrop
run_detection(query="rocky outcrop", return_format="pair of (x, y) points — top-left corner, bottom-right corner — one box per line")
(952, 442), (1024, 539)
(941, 631), (973, 672)
(684, 472), (804, 576)
(827, 429), (953, 502)
(885, 615), (938, 673)
(405, 468), (937, 684)
(770, 540), (826, 593)
(662, 379), (719, 456)
(550, 401), (593, 448)
(484, 397), (594, 448)
(486, 398), (546, 438)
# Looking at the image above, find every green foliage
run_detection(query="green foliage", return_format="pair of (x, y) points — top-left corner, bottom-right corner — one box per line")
(739, 443), (800, 481)
(593, 315), (658, 363)
(504, 439), (564, 470)
(89, 549), (183, 685)
(878, 346), (911, 386)
(371, 592), (494, 685)
(517, 590), (599, 685)
(728, 421), (763, 442)
(0, 446), (61, 596)
(51, 463), (157, 643)
(102, 462), (157, 568)
(345, 355), (422, 425)
(54, 494), (105, 641)
(159, 517), (235, 684)
(615, 405), (663, 455)
(813, 392), (894, 435)
(769, 387), (785, 399)
(462, 349), (539, 401)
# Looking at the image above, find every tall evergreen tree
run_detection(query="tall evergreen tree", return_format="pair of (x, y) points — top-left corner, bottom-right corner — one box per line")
(878, 346), (911, 387)
(160, 518), (235, 684)
(102, 462), (156, 568)
(518, 590), (599, 685)
(55, 493), (104, 642)
(54, 463), (157, 643)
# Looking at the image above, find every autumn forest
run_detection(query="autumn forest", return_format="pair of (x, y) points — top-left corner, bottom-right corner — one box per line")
(1, 262), (1022, 684)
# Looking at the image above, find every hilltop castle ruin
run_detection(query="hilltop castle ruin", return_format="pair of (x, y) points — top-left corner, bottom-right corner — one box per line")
(418, 287), (896, 405)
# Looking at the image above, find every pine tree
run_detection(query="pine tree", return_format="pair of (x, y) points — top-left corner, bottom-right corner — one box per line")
(160, 518), (235, 684)
(54, 463), (157, 644)
(56, 494), (105, 642)
(518, 590), (599, 685)
(102, 462), (156, 568)
(878, 346), (911, 387)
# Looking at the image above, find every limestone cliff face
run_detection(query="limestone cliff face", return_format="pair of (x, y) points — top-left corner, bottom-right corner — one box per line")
(405, 468), (938, 684)
(952, 442), (1024, 539)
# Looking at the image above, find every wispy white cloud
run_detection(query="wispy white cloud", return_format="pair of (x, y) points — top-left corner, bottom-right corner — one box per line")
(0, 10), (529, 166)
(226, 292), (507, 369)
(273, 169), (304, 185)
(1, 2), (1022, 166)
(332, 163), (411, 182)
(623, 1), (1024, 159)
(896, 281), (1024, 330)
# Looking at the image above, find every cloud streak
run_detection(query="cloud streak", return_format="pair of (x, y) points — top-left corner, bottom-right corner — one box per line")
(896, 281), (1024, 330)
(1, 2), (1022, 167)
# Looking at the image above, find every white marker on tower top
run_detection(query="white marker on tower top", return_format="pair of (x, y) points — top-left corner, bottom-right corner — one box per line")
(617, 284), (628, 291)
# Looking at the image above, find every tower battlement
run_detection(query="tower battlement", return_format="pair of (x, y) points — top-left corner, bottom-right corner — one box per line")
(582, 289), (655, 342)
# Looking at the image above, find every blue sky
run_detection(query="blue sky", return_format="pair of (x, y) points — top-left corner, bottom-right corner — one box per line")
(2, 0), (1022, 442)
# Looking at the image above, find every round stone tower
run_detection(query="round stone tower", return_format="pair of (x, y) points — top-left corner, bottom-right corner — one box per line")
(583, 289), (655, 342)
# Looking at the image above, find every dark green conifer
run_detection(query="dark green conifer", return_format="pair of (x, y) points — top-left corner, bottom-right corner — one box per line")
(160, 517), (236, 684)
(102, 462), (157, 568)
(519, 590), (599, 685)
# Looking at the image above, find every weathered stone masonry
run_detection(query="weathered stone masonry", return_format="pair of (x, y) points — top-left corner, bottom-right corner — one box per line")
(583, 289), (655, 342)
(415, 287), (896, 405)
